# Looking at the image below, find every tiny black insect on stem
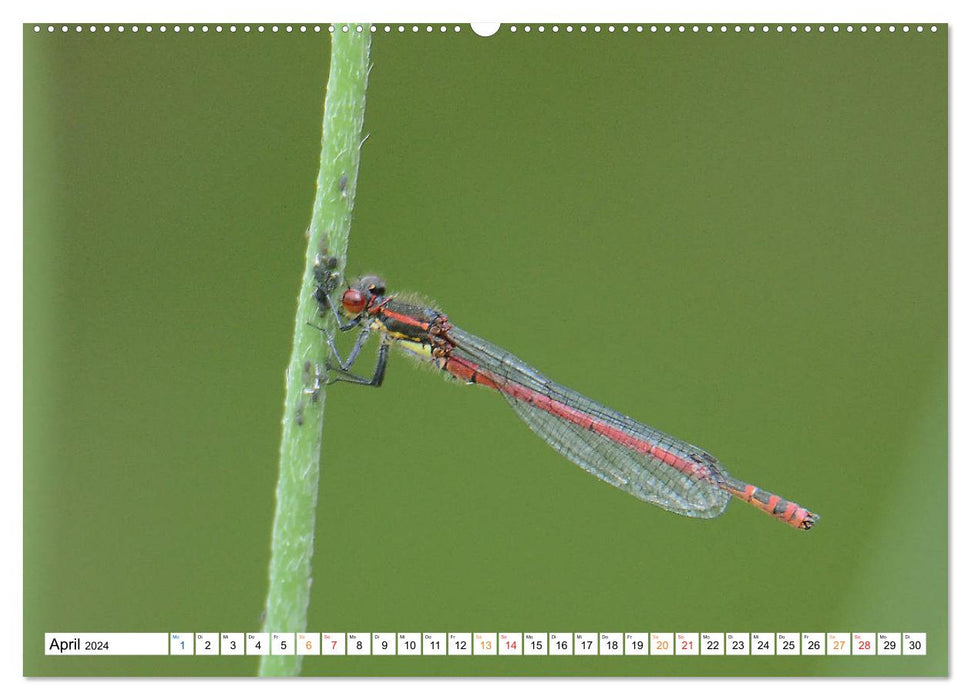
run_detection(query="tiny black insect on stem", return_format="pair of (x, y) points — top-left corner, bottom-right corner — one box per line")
(313, 252), (341, 315)
(302, 359), (323, 403)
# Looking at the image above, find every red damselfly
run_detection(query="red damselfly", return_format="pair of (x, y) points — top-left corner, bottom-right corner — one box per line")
(314, 262), (818, 530)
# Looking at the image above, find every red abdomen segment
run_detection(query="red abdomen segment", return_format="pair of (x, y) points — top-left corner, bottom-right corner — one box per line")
(719, 475), (818, 530)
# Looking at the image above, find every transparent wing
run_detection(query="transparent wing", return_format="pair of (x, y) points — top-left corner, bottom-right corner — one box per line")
(447, 326), (731, 519)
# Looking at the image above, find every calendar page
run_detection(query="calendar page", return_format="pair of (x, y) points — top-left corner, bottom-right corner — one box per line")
(23, 20), (946, 677)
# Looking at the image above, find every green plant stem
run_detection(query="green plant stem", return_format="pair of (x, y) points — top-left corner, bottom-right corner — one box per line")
(259, 27), (371, 677)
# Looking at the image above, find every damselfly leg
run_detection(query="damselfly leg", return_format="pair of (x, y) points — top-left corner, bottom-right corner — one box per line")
(325, 339), (390, 387)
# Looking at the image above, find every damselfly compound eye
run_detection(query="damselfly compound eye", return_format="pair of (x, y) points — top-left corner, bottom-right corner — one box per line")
(341, 288), (367, 315)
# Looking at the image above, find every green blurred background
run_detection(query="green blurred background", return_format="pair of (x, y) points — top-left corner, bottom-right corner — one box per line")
(23, 24), (947, 676)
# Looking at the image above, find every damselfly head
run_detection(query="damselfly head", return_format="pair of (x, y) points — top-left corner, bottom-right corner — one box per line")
(342, 275), (386, 316)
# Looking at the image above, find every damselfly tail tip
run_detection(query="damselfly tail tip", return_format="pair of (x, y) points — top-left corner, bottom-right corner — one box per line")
(799, 511), (819, 531)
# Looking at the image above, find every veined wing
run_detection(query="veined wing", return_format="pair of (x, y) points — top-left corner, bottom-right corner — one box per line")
(445, 325), (731, 519)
